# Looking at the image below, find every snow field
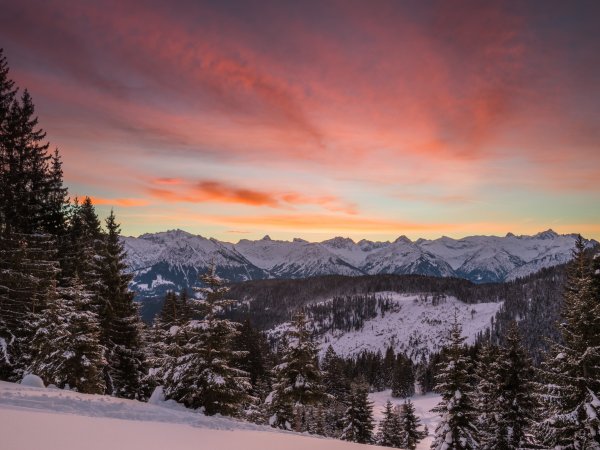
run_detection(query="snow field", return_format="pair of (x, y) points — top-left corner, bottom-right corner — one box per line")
(0, 381), (394, 450)
(318, 293), (502, 361)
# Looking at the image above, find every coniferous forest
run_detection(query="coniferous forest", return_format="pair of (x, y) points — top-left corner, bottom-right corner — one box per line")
(1, 47), (600, 450)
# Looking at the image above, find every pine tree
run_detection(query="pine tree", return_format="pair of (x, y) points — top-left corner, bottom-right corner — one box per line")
(0, 52), (66, 380)
(0, 232), (60, 379)
(474, 343), (501, 450)
(430, 318), (479, 450)
(341, 381), (375, 444)
(477, 323), (537, 449)
(377, 400), (403, 447)
(269, 311), (325, 430)
(162, 266), (251, 416)
(99, 211), (146, 399)
(322, 344), (351, 401)
(383, 346), (396, 388)
(392, 353), (414, 398)
(536, 236), (600, 449)
(28, 277), (105, 393)
(59, 197), (103, 288)
(233, 318), (269, 389)
(399, 399), (427, 450)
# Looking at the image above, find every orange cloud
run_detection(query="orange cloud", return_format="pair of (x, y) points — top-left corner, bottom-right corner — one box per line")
(199, 213), (451, 235)
(154, 177), (183, 185)
(88, 196), (150, 207)
(146, 179), (357, 214)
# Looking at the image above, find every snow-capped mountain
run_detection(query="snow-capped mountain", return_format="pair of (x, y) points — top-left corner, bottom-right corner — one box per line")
(121, 229), (596, 299)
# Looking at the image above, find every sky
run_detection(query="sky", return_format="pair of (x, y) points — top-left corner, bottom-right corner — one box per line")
(1, 0), (599, 242)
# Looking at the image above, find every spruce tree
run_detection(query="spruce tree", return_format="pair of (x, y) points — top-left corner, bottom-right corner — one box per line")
(392, 353), (415, 398)
(377, 400), (403, 447)
(0, 232), (60, 379)
(28, 276), (105, 393)
(99, 211), (146, 399)
(322, 344), (351, 401)
(430, 318), (479, 450)
(269, 311), (325, 430)
(399, 399), (427, 450)
(341, 381), (375, 444)
(383, 346), (396, 388)
(162, 266), (251, 416)
(234, 318), (269, 389)
(474, 343), (501, 450)
(536, 236), (600, 449)
(0, 52), (66, 380)
(479, 323), (537, 449)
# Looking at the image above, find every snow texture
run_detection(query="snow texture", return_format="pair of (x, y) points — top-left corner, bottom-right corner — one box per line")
(20, 374), (45, 388)
(0, 380), (390, 450)
(272, 293), (501, 362)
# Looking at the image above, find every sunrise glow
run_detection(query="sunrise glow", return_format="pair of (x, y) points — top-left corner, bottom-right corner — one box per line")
(2, 0), (598, 240)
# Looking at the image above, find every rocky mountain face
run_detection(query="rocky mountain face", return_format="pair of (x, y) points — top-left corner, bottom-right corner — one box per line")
(122, 229), (596, 299)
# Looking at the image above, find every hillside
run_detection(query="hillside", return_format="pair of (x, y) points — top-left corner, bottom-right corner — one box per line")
(268, 293), (503, 362)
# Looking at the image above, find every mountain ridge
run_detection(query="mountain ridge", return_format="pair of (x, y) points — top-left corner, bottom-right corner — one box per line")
(122, 229), (597, 299)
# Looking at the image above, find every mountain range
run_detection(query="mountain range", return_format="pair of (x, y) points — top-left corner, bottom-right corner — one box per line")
(122, 229), (596, 299)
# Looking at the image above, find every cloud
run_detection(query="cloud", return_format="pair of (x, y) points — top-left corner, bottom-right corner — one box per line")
(1, 0), (598, 239)
(88, 196), (150, 207)
(146, 178), (357, 213)
(199, 212), (450, 235)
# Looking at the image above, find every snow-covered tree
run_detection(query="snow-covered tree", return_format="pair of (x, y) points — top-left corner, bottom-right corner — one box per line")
(28, 277), (105, 394)
(476, 323), (537, 450)
(399, 399), (427, 450)
(430, 318), (479, 450)
(269, 311), (325, 430)
(162, 266), (251, 416)
(0, 53), (67, 380)
(377, 400), (403, 447)
(341, 381), (375, 444)
(99, 211), (147, 399)
(536, 236), (600, 449)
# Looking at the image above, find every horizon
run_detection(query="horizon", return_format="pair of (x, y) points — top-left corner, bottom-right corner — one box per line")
(126, 226), (593, 245)
(1, 0), (599, 241)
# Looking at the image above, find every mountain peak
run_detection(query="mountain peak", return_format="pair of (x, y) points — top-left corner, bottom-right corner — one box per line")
(139, 229), (196, 240)
(322, 236), (356, 248)
(534, 229), (559, 239)
(394, 235), (412, 244)
(261, 235), (272, 241)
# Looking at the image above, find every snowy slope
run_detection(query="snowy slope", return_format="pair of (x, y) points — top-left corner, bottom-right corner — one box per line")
(236, 236), (364, 278)
(0, 381), (388, 450)
(122, 229), (595, 298)
(266, 293), (502, 362)
(360, 237), (455, 277)
(318, 293), (501, 361)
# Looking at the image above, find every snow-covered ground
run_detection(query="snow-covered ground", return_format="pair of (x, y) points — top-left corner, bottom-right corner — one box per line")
(0, 380), (403, 450)
(314, 293), (502, 362)
(370, 390), (442, 450)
